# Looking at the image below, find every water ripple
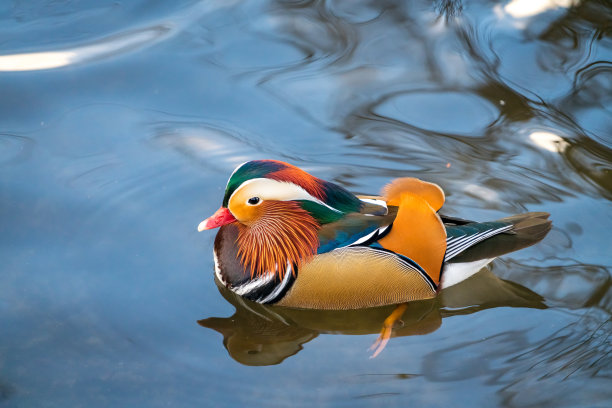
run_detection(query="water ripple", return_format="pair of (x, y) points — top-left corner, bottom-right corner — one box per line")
(0, 133), (35, 165)
(374, 89), (500, 136)
(0, 25), (172, 72)
(422, 308), (612, 407)
(1, 1), (611, 406)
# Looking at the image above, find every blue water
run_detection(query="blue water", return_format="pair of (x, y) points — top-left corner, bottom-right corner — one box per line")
(1, 1), (611, 406)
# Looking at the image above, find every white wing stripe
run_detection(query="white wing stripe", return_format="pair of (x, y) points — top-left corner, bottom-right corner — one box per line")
(444, 225), (513, 261)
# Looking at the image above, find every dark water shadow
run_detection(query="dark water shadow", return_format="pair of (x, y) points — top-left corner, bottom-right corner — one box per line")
(199, 268), (546, 366)
(0, 380), (16, 403)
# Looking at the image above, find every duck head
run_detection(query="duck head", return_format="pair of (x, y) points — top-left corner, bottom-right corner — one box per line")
(198, 160), (362, 279)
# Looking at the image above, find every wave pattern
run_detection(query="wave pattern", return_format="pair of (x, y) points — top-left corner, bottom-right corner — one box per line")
(0, 0), (610, 406)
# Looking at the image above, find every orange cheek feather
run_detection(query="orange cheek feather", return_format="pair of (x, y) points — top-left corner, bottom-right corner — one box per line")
(229, 202), (263, 226)
(235, 201), (319, 280)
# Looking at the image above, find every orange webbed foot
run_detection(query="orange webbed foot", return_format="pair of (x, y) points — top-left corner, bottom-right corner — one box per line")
(369, 303), (408, 358)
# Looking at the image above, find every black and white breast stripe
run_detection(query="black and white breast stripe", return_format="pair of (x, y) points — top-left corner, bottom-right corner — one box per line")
(348, 224), (392, 247)
(229, 262), (296, 304)
(444, 225), (513, 261)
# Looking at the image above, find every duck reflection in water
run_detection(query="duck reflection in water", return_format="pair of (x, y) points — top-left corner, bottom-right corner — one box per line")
(199, 269), (546, 366)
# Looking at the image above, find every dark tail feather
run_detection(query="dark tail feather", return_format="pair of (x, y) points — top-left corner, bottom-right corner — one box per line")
(498, 212), (551, 239)
(448, 212), (551, 263)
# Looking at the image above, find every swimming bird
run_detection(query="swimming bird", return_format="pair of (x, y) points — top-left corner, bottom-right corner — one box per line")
(198, 160), (551, 310)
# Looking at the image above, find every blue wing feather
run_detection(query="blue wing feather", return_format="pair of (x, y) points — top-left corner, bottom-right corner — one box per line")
(317, 215), (391, 253)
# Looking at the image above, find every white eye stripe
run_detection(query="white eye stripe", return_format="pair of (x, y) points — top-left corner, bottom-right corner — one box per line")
(229, 178), (341, 213)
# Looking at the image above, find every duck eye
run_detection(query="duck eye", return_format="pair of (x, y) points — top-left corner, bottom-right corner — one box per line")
(247, 197), (260, 205)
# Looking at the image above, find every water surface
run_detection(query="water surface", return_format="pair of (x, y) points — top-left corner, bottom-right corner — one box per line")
(1, 1), (611, 407)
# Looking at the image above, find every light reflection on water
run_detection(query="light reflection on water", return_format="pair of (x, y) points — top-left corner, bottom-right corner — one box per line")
(1, 0), (611, 407)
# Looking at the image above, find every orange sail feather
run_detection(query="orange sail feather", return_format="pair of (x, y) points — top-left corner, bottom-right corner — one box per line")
(378, 179), (447, 284)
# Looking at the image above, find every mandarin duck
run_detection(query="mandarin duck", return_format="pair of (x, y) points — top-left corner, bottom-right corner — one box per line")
(198, 160), (551, 310)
